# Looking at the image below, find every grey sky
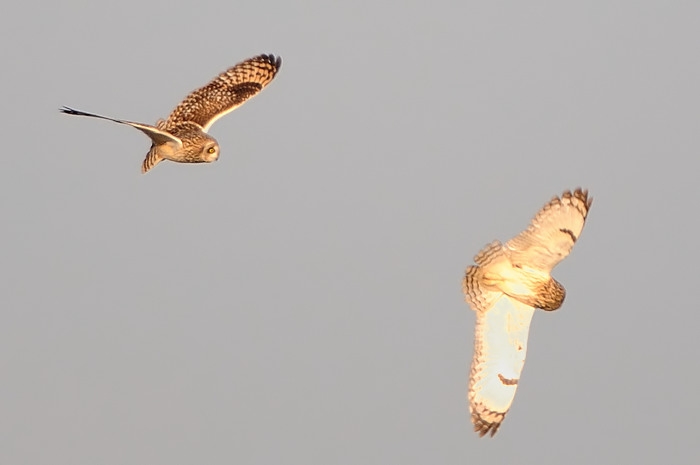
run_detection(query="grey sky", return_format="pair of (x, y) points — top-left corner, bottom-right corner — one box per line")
(2, 1), (699, 463)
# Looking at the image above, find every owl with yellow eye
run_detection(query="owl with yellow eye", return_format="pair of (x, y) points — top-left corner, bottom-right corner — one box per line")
(61, 54), (281, 173)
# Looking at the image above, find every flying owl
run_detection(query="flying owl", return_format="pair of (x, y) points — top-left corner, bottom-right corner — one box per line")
(462, 188), (592, 437)
(60, 54), (281, 173)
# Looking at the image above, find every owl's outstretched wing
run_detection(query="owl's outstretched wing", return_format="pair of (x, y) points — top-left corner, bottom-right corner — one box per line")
(466, 289), (535, 437)
(165, 54), (281, 132)
(505, 188), (592, 273)
(59, 106), (182, 146)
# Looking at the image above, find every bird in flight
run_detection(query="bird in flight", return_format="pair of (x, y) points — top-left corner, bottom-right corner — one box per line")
(61, 54), (281, 173)
(462, 188), (592, 437)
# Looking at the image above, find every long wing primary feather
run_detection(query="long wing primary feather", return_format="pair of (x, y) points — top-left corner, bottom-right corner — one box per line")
(59, 106), (181, 146)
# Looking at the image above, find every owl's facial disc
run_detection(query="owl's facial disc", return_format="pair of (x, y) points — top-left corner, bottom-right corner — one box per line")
(204, 143), (219, 162)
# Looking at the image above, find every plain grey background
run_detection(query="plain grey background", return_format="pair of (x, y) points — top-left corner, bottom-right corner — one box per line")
(2, 1), (698, 463)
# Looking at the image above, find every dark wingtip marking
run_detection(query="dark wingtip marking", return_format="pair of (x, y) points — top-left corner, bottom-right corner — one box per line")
(472, 412), (502, 437)
(59, 106), (78, 115)
(259, 53), (281, 71)
(498, 374), (519, 386)
(567, 187), (593, 215)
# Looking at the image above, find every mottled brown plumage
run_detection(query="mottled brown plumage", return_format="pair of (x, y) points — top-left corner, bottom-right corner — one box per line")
(60, 54), (281, 173)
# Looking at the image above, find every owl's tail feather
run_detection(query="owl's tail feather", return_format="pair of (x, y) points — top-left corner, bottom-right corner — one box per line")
(464, 266), (500, 313)
(142, 146), (163, 174)
(464, 241), (506, 313)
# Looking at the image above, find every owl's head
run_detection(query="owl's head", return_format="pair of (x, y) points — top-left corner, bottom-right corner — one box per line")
(175, 124), (221, 164)
(201, 141), (220, 163)
(536, 278), (566, 311)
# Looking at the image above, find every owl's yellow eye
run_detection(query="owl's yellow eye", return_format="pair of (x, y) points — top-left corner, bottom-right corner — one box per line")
(207, 147), (215, 154)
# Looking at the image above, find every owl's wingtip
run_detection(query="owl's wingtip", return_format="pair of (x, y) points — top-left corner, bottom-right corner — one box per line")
(471, 412), (502, 438)
(260, 53), (281, 70)
(564, 187), (593, 214)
